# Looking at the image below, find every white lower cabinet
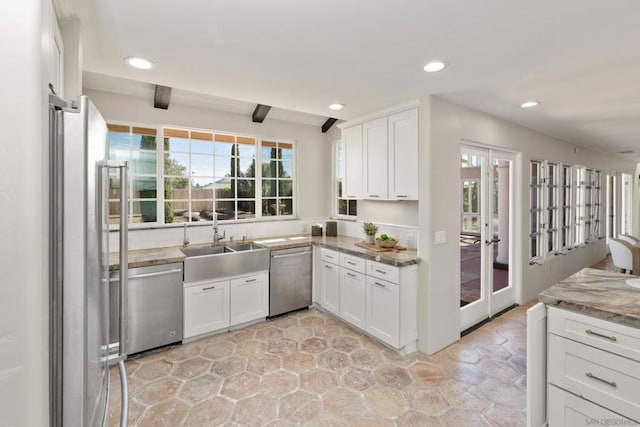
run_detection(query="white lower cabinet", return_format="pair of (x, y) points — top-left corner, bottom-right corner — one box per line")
(339, 268), (366, 329)
(366, 276), (400, 347)
(315, 247), (417, 352)
(548, 385), (635, 426)
(184, 271), (268, 340)
(184, 280), (229, 339)
(320, 261), (340, 316)
(230, 273), (269, 326)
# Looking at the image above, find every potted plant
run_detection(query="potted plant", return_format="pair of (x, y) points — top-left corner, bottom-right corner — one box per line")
(375, 233), (398, 248)
(363, 221), (378, 244)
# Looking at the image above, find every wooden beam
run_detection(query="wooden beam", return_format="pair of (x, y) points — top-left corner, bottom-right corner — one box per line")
(252, 104), (271, 123)
(322, 117), (338, 133)
(154, 85), (172, 110)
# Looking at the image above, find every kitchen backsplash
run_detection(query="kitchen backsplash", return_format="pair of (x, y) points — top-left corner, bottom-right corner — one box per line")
(110, 217), (418, 252)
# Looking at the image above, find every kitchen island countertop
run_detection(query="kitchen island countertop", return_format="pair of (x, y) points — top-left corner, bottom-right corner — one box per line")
(538, 267), (640, 329)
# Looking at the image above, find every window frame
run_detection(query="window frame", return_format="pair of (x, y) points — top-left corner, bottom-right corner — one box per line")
(107, 122), (298, 228)
(334, 139), (357, 219)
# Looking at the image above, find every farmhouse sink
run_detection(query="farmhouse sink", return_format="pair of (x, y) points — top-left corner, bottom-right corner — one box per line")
(181, 243), (269, 283)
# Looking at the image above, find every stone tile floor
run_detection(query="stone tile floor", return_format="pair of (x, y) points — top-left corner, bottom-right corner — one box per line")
(108, 300), (536, 426)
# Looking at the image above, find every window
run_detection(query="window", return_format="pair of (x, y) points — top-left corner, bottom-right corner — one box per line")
(589, 170), (602, 240)
(461, 153), (481, 233)
(530, 160), (543, 258)
(261, 140), (294, 217)
(560, 165), (572, 248)
(107, 124), (296, 226)
(546, 162), (559, 252)
(621, 173), (632, 235)
(107, 125), (158, 224)
(574, 167), (585, 244)
(335, 141), (357, 217)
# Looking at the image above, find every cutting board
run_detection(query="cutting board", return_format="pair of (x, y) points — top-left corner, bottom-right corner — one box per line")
(354, 241), (408, 252)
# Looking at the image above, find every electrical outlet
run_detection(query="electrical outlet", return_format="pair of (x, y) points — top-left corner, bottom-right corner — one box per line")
(406, 235), (416, 247)
(435, 231), (446, 245)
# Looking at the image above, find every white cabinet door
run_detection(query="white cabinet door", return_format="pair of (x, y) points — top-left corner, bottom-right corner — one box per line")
(527, 302), (547, 427)
(343, 124), (363, 199)
(184, 280), (229, 339)
(388, 108), (418, 200)
(366, 276), (399, 347)
(339, 268), (366, 329)
(548, 385), (634, 427)
(230, 273), (269, 326)
(320, 262), (340, 316)
(362, 117), (388, 199)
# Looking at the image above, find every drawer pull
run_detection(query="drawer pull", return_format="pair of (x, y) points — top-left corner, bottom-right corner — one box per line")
(202, 286), (216, 291)
(245, 278), (257, 283)
(375, 269), (387, 274)
(346, 261), (356, 265)
(585, 329), (617, 342)
(346, 272), (356, 278)
(324, 265), (334, 270)
(585, 372), (617, 388)
(326, 254), (334, 259)
(374, 282), (386, 288)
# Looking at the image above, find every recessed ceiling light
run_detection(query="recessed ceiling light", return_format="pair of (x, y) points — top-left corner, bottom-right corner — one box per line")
(423, 61), (447, 73)
(520, 101), (540, 108)
(329, 103), (344, 111)
(124, 56), (155, 70)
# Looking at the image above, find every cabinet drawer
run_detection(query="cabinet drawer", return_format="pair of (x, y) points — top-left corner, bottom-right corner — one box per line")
(548, 384), (635, 427)
(340, 253), (366, 273)
(366, 260), (400, 283)
(548, 306), (640, 362)
(548, 334), (640, 421)
(321, 248), (339, 264)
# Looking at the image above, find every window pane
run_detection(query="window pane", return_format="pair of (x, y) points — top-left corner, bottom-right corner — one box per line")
(109, 132), (130, 149)
(337, 181), (343, 198)
(348, 199), (357, 216)
(191, 201), (214, 220)
(215, 200), (236, 221)
(165, 177), (189, 199)
(280, 199), (293, 215)
(281, 161), (293, 178)
(131, 151), (157, 175)
(237, 144), (255, 158)
(262, 180), (277, 197)
(164, 153), (189, 176)
(279, 180), (293, 197)
(237, 201), (255, 220)
(237, 179), (255, 198)
(262, 146), (275, 160)
(239, 158), (256, 178)
(280, 147), (293, 161)
(214, 156), (233, 178)
(338, 199), (347, 215)
(191, 140), (213, 155)
(132, 200), (157, 223)
(191, 154), (213, 176)
(215, 178), (234, 199)
(132, 176), (156, 199)
(215, 142), (235, 156)
(191, 178), (214, 200)
(262, 160), (278, 178)
(165, 137), (189, 152)
(164, 200), (189, 224)
(262, 199), (277, 216)
(133, 134), (157, 150)
(109, 148), (129, 162)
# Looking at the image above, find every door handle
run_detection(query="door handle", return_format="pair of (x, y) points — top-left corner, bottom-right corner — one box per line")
(485, 238), (501, 246)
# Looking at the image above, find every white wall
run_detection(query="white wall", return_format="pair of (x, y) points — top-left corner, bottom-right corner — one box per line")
(0, 0), (50, 425)
(84, 89), (333, 249)
(416, 95), (637, 354)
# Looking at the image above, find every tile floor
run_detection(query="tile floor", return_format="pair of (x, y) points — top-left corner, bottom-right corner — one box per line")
(108, 300), (535, 426)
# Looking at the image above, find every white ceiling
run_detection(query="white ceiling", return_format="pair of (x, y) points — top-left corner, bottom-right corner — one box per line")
(67, 0), (640, 159)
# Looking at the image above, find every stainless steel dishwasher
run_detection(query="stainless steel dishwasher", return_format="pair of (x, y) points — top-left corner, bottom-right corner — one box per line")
(269, 246), (312, 316)
(109, 262), (183, 355)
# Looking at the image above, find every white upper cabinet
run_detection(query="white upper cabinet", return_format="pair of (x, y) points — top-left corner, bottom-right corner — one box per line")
(363, 117), (389, 199)
(388, 108), (418, 200)
(341, 106), (418, 201)
(343, 124), (363, 199)
(50, 11), (64, 96)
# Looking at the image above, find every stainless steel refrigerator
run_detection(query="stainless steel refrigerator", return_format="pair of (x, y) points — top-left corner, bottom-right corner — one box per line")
(49, 95), (129, 426)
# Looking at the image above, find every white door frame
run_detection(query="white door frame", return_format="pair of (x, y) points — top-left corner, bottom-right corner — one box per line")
(460, 145), (517, 331)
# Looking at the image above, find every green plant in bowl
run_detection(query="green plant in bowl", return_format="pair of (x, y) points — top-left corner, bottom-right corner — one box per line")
(375, 233), (398, 248)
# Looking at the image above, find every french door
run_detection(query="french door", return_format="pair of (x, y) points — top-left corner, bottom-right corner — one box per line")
(460, 146), (516, 331)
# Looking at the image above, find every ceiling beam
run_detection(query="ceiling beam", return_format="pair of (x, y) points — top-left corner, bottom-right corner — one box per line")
(154, 85), (172, 110)
(321, 117), (338, 133)
(252, 104), (271, 123)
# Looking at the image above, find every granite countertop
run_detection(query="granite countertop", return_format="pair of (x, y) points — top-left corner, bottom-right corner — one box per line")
(110, 234), (420, 270)
(539, 267), (640, 329)
(254, 235), (420, 267)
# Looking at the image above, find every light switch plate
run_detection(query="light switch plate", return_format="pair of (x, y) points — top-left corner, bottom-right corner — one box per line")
(435, 231), (446, 244)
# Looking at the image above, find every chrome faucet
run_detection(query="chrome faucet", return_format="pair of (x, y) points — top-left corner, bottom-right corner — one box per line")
(212, 212), (225, 245)
(183, 223), (190, 247)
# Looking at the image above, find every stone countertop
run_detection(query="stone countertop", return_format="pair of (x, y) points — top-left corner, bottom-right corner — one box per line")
(538, 267), (640, 329)
(254, 235), (420, 267)
(109, 246), (186, 271)
(110, 234), (420, 270)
